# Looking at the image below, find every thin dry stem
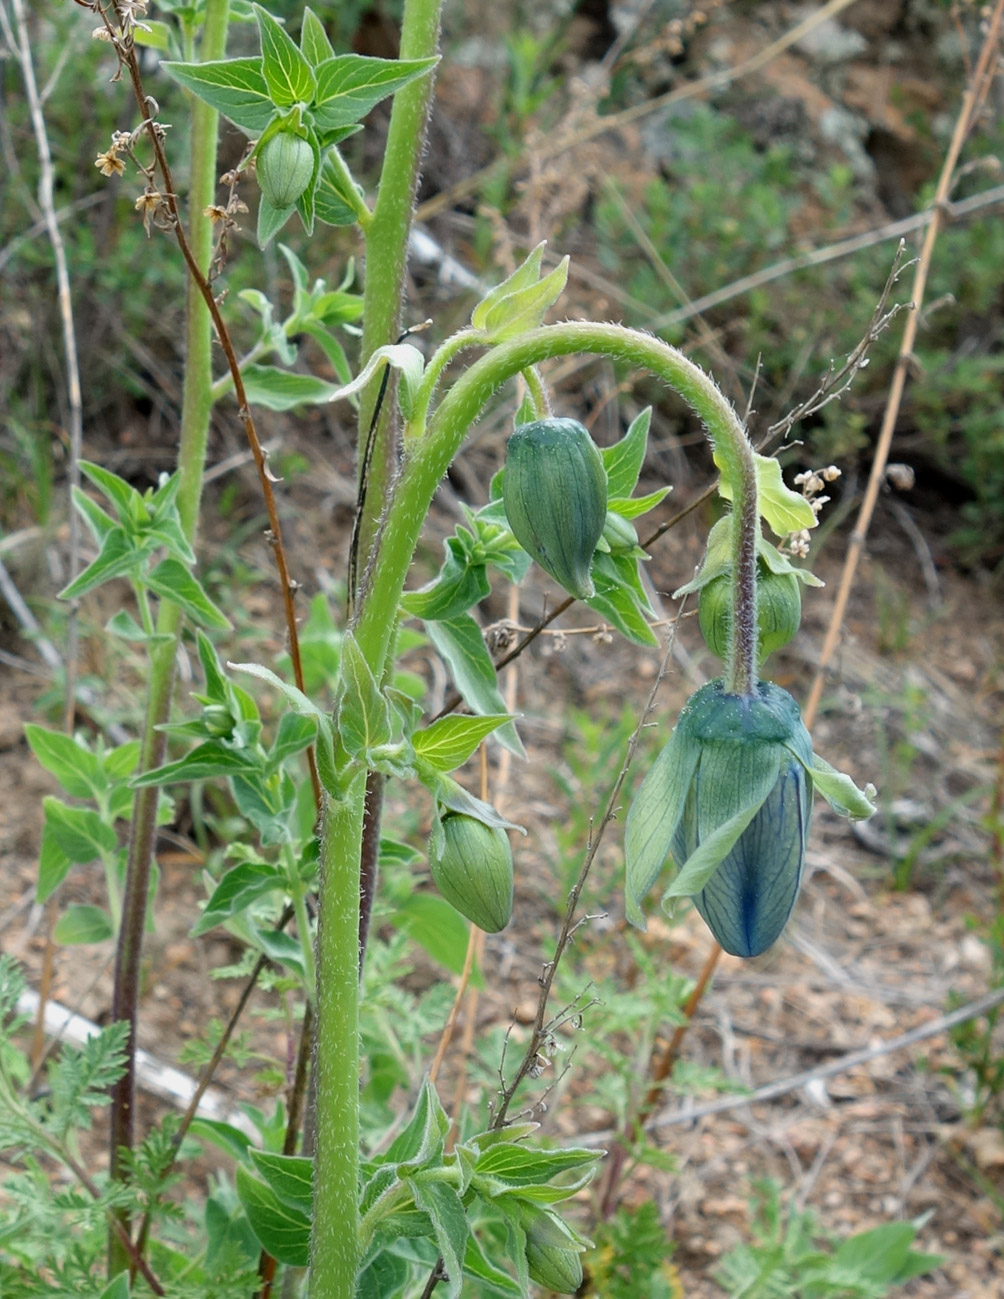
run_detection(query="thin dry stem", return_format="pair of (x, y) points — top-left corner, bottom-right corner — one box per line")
(99, 2), (321, 807)
(803, 0), (1004, 729)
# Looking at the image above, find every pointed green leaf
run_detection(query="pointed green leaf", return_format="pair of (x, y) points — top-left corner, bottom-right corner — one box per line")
(256, 194), (296, 249)
(53, 905), (114, 946)
(98, 1273), (130, 1299)
(72, 486), (115, 543)
(480, 257), (569, 342)
(313, 146), (366, 226)
(427, 772), (524, 834)
(382, 1076), (450, 1168)
(38, 823), (73, 903)
(192, 862), (284, 936)
(43, 796), (117, 865)
(241, 362), (340, 409)
(25, 725), (105, 800)
(625, 730), (701, 928)
(424, 616), (524, 757)
(235, 1166), (310, 1267)
(311, 54), (438, 128)
(608, 487), (671, 520)
(78, 460), (144, 524)
(413, 714), (515, 773)
(299, 7), (334, 65)
(803, 751), (876, 819)
(663, 754), (782, 901)
(163, 58), (275, 133)
(227, 662), (326, 719)
(337, 633), (393, 758)
(145, 557), (231, 630)
(472, 243), (545, 330)
(132, 742), (260, 787)
(602, 407), (651, 498)
(585, 563), (658, 647)
(254, 4), (315, 106)
(326, 342), (426, 416)
(408, 1179), (467, 1299)
(248, 1151), (313, 1215)
(59, 529), (140, 600)
(717, 452), (817, 536)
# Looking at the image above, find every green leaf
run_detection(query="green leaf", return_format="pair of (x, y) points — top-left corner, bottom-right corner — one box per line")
(381, 1076), (450, 1169)
(602, 407), (651, 498)
(253, 926), (306, 977)
(624, 730), (701, 928)
(662, 755), (782, 901)
(462, 1234), (524, 1295)
(425, 616), (524, 758)
(427, 772), (524, 834)
(227, 661), (326, 719)
(248, 1150), (313, 1215)
(326, 343), (426, 418)
(189, 1117), (254, 1164)
(240, 362), (342, 410)
(144, 557), (231, 630)
(390, 893), (484, 985)
(826, 1221), (941, 1287)
(163, 58), (275, 133)
(474, 1142), (600, 1188)
(72, 486), (116, 544)
(78, 460), (144, 524)
(401, 548), (490, 622)
(53, 905), (114, 945)
(313, 148), (365, 227)
(42, 796), (118, 865)
(584, 563), (658, 647)
(311, 54), (438, 128)
(299, 7), (334, 64)
(24, 725), (105, 800)
(132, 742), (260, 787)
(98, 1273), (130, 1299)
(256, 195), (297, 250)
(803, 752), (877, 819)
(192, 862), (285, 936)
(59, 528), (141, 600)
(408, 1179), (468, 1299)
(472, 243), (546, 331)
(479, 257), (569, 342)
(235, 1165), (310, 1267)
(717, 452), (817, 536)
(337, 633), (393, 759)
(38, 823), (73, 903)
(254, 4), (316, 106)
(413, 714), (515, 773)
(608, 488), (671, 520)
(268, 712), (317, 768)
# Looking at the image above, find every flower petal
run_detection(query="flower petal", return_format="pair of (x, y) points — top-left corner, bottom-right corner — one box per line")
(624, 728), (700, 929)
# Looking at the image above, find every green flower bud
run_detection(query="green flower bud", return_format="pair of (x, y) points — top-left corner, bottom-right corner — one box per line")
(256, 132), (314, 209)
(698, 565), (802, 666)
(503, 418), (608, 600)
(601, 509), (638, 556)
(525, 1240), (583, 1294)
(202, 703), (236, 739)
(429, 813), (514, 933)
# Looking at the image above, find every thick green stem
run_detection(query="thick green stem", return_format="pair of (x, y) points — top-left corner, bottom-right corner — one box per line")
(356, 323), (748, 677)
(311, 781), (364, 1299)
(355, 0), (444, 563)
(108, 0), (229, 1272)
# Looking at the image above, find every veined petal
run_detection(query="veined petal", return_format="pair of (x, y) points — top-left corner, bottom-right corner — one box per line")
(663, 747), (782, 902)
(624, 728), (701, 929)
(694, 755), (810, 957)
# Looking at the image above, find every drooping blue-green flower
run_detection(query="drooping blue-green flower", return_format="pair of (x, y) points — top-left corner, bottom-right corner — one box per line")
(625, 679), (874, 958)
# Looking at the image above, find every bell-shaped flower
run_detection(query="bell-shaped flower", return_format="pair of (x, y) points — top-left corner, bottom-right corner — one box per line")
(625, 679), (875, 958)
